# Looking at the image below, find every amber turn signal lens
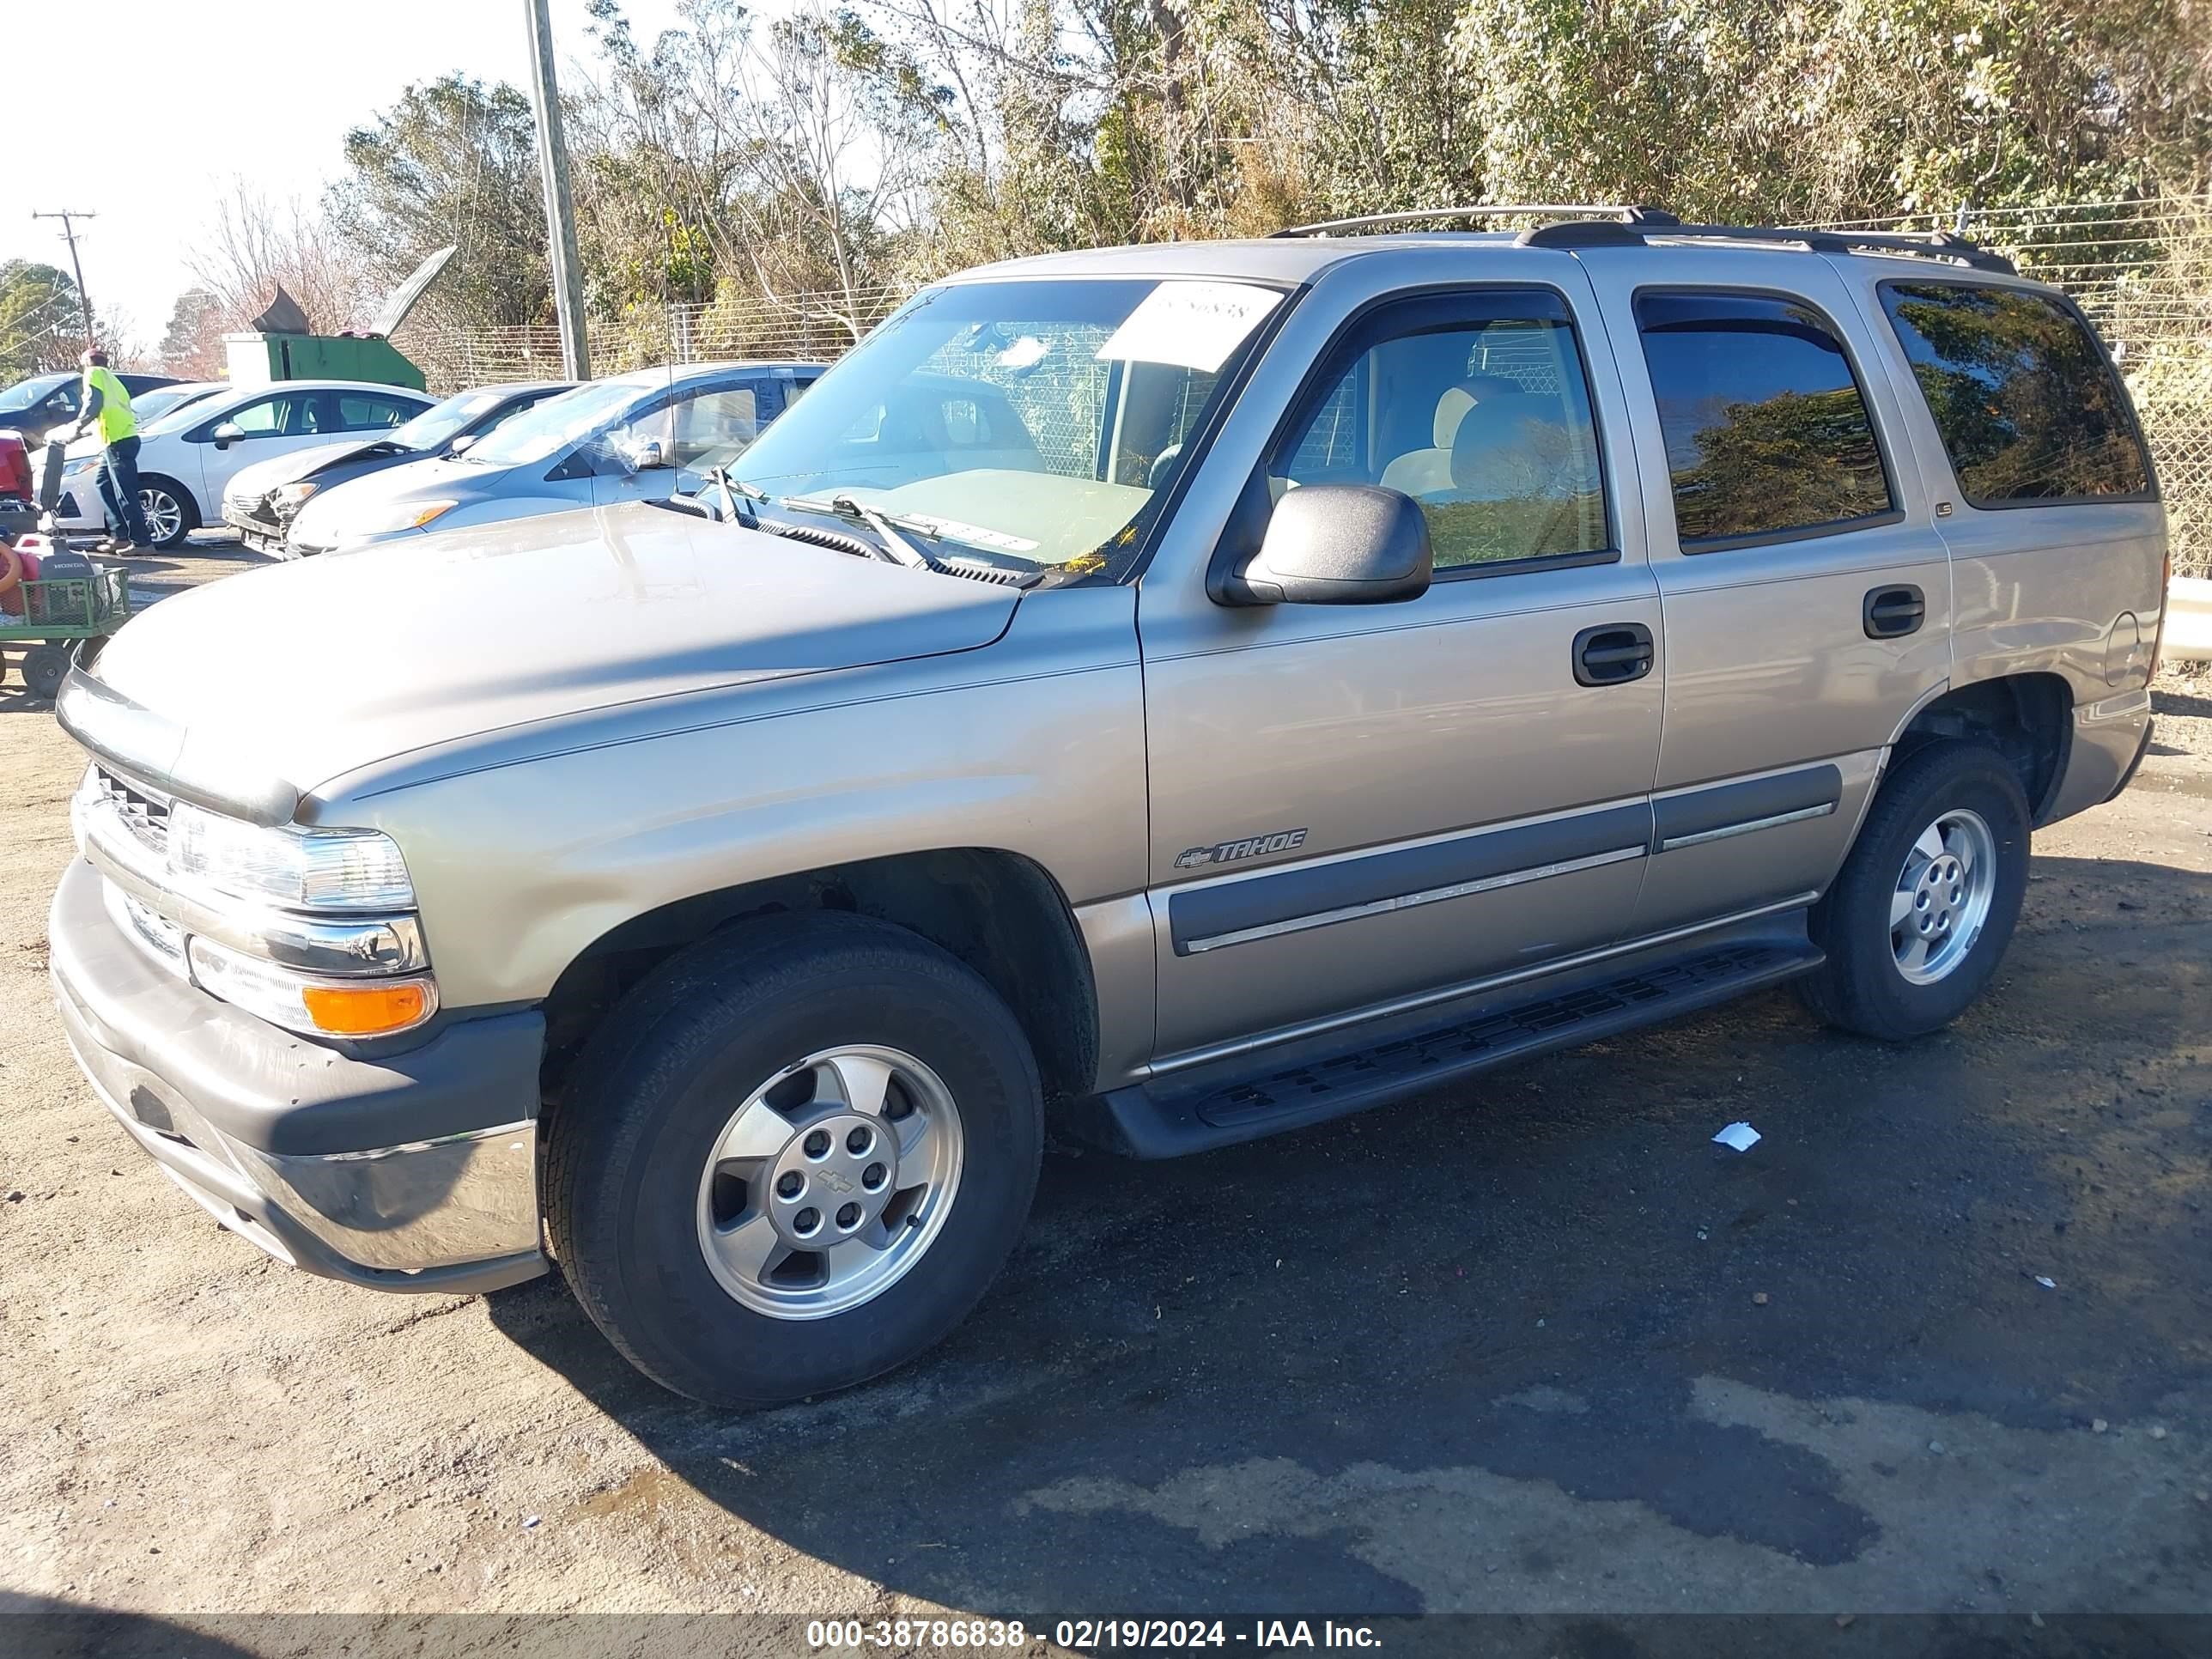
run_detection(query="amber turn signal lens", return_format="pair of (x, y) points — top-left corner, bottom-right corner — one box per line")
(302, 981), (432, 1036)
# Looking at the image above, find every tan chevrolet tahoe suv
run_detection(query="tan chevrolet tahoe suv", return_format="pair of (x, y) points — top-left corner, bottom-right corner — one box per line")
(50, 209), (2166, 1407)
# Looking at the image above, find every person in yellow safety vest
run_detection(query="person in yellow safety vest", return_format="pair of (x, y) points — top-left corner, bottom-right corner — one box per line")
(62, 348), (156, 552)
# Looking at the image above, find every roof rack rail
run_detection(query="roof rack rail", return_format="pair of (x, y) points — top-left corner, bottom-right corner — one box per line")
(1516, 217), (2017, 274)
(1269, 204), (1678, 239)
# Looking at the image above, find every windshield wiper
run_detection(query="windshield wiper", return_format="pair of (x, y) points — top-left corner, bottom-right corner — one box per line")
(780, 493), (937, 571)
(703, 467), (775, 526)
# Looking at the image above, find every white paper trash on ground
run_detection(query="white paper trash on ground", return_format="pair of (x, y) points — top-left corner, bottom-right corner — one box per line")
(1712, 1121), (1762, 1152)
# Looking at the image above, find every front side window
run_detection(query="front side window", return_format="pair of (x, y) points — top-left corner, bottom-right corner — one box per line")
(1272, 289), (1609, 572)
(1879, 282), (2152, 505)
(1635, 290), (1894, 547)
(714, 277), (1280, 577)
(669, 387), (759, 465)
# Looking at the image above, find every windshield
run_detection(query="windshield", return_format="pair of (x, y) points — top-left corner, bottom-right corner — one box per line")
(460, 379), (644, 468)
(0, 373), (70, 415)
(389, 387), (509, 453)
(131, 385), (216, 425)
(710, 277), (1283, 575)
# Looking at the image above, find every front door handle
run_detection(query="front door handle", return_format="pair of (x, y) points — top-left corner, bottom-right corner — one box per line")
(1572, 622), (1656, 687)
(1864, 584), (1926, 639)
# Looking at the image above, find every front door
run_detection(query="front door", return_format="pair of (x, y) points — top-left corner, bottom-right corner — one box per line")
(1142, 277), (1665, 1062)
(1575, 249), (1954, 939)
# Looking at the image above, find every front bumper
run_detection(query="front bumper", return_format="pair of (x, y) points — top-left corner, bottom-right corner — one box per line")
(222, 501), (289, 554)
(48, 857), (549, 1293)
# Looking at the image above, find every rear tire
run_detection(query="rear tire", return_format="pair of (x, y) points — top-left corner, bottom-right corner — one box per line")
(544, 911), (1043, 1408)
(1800, 739), (2030, 1039)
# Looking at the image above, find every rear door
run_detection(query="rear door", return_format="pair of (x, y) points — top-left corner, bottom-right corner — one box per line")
(1139, 258), (1666, 1062)
(1577, 248), (1953, 937)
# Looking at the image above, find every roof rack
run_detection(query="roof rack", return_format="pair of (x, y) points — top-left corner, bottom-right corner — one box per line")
(1515, 216), (2017, 274)
(1268, 202), (2018, 275)
(1268, 204), (1674, 239)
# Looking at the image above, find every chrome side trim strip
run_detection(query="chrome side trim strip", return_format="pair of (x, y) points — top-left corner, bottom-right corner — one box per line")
(1149, 891), (1823, 1076)
(1657, 800), (1838, 853)
(1180, 844), (1647, 954)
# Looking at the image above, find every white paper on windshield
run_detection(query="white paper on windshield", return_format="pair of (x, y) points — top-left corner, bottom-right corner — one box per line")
(1097, 281), (1283, 374)
(897, 514), (1038, 553)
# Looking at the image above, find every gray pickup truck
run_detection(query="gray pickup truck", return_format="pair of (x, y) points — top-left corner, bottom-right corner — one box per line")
(49, 208), (2166, 1407)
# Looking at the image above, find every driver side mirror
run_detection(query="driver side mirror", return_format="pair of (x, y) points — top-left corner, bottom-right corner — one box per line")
(1215, 483), (1432, 606)
(616, 436), (667, 471)
(447, 432), (478, 456)
(210, 421), (244, 450)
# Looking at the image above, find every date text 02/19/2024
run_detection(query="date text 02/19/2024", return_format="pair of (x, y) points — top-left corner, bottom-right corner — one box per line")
(804, 1619), (1383, 1650)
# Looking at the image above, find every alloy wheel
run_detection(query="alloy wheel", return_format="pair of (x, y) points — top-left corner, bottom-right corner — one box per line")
(694, 1045), (964, 1319)
(1890, 808), (1996, 985)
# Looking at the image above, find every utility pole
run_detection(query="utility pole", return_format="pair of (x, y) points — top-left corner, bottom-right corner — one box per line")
(522, 0), (591, 380)
(32, 210), (97, 351)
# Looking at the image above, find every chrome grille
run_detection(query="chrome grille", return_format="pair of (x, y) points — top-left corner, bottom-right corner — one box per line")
(92, 766), (173, 855)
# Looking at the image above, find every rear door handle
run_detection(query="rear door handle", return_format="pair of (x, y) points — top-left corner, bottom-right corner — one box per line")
(1863, 584), (1926, 639)
(1572, 622), (1656, 687)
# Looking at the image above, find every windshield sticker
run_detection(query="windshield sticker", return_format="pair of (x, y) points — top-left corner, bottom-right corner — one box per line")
(1097, 281), (1283, 374)
(896, 514), (1040, 553)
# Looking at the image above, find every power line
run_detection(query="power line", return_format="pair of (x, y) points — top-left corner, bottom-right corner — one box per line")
(30, 209), (97, 351)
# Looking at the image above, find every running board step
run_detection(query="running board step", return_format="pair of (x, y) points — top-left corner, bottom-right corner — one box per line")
(1077, 938), (1823, 1158)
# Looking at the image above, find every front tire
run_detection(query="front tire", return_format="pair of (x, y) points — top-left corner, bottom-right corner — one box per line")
(137, 478), (196, 549)
(1800, 739), (2030, 1039)
(544, 912), (1043, 1407)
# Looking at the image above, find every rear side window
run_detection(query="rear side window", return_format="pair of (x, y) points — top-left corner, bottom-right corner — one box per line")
(1878, 283), (2152, 505)
(1634, 290), (1895, 548)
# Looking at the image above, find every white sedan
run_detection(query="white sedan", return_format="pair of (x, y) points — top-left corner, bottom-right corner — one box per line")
(55, 379), (435, 548)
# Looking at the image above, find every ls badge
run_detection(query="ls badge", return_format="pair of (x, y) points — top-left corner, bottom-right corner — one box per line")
(1175, 827), (1309, 870)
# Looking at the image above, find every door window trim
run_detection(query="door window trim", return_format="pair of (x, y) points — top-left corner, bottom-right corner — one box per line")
(1631, 283), (1906, 556)
(1241, 283), (1623, 586)
(1873, 275), (2161, 511)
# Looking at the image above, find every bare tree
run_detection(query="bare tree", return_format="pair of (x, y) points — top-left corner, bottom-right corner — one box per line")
(185, 181), (378, 338)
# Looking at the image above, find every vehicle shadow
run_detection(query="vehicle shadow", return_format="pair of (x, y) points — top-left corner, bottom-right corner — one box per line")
(0, 1594), (258, 1659)
(489, 854), (2212, 1616)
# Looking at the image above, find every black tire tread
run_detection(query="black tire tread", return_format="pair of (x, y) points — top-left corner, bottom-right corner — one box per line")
(543, 909), (1041, 1407)
(1800, 738), (2029, 1040)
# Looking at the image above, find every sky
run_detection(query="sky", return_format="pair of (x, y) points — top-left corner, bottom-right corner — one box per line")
(0, 0), (697, 351)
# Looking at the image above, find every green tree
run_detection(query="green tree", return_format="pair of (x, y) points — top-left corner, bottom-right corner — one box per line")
(0, 262), (88, 380)
(326, 74), (550, 330)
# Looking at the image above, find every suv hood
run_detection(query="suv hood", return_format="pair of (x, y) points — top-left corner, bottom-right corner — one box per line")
(82, 502), (1019, 803)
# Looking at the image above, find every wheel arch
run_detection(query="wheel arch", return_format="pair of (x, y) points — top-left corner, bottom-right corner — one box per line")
(1889, 672), (2072, 825)
(538, 845), (1101, 1115)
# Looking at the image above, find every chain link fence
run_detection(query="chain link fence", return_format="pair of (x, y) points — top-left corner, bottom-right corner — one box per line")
(394, 196), (2212, 574)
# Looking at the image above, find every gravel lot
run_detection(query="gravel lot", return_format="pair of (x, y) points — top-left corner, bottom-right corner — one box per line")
(3, 541), (2209, 1649)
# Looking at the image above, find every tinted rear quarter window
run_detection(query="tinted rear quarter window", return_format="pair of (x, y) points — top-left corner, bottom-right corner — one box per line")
(1878, 282), (2152, 505)
(1634, 290), (1895, 547)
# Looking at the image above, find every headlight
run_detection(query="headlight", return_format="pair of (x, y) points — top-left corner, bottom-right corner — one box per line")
(168, 801), (416, 911)
(349, 499), (457, 536)
(270, 480), (319, 512)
